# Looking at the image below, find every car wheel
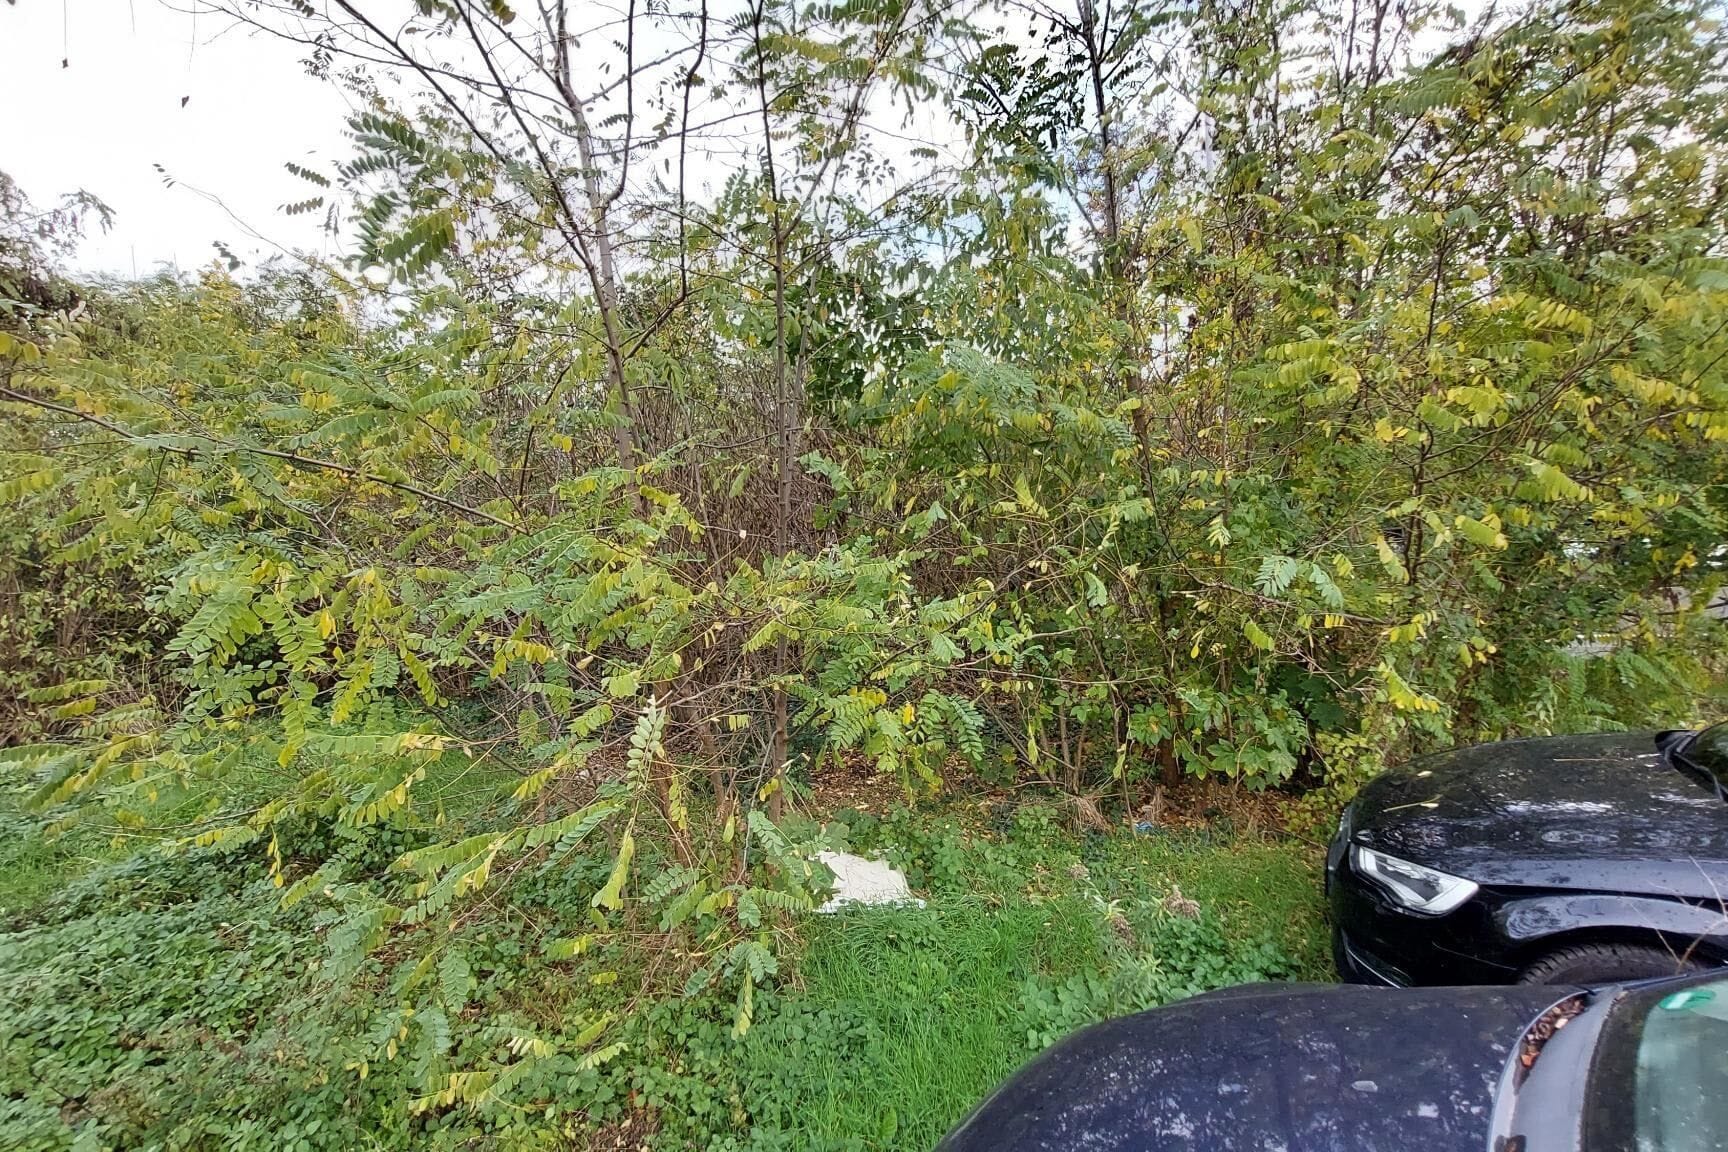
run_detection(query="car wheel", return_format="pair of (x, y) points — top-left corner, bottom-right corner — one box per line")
(1517, 942), (1708, 985)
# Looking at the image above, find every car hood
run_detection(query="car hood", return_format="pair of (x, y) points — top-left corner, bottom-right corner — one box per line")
(1353, 731), (1728, 893)
(937, 982), (1568, 1152)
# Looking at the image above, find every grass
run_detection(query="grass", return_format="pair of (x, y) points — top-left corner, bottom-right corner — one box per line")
(1090, 831), (1331, 969)
(709, 818), (1332, 1149)
(0, 769), (1333, 1151)
(0, 743), (522, 920)
(754, 898), (1109, 1146)
(0, 803), (116, 918)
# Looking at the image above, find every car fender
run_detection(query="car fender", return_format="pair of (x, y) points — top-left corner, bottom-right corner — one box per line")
(1494, 891), (1728, 957)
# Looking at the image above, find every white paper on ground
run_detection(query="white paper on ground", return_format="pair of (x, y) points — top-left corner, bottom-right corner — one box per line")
(814, 850), (925, 912)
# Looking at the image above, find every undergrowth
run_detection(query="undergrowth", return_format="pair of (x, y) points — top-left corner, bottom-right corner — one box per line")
(0, 783), (1327, 1151)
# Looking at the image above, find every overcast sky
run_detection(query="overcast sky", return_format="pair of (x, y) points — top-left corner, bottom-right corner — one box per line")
(3, 1), (354, 275)
(2, 0), (980, 280)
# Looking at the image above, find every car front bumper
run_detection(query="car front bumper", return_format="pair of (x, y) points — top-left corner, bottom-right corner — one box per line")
(1327, 816), (1521, 987)
(1333, 927), (1412, 986)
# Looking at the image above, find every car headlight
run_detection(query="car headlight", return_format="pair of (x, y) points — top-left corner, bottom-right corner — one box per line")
(1351, 845), (1478, 915)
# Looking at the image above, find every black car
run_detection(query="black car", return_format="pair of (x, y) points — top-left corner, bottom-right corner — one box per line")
(1329, 724), (1728, 987)
(937, 971), (1728, 1151)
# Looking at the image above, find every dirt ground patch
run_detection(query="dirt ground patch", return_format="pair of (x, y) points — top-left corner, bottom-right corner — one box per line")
(805, 753), (1299, 839)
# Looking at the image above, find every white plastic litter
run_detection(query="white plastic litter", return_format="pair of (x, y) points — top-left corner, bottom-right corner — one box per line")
(814, 850), (924, 912)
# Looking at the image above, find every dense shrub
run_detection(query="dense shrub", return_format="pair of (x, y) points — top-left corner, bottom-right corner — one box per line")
(1, 0), (1724, 1131)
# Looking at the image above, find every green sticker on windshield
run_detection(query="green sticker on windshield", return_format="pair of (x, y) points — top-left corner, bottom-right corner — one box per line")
(1658, 989), (1716, 1012)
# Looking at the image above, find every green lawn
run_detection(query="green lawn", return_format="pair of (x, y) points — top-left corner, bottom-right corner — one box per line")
(714, 824), (1329, 1149)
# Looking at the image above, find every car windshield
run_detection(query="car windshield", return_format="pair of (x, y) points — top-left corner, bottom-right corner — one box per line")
(1589, 976), (1728, 1152)
(1675, 724), (1728, 800)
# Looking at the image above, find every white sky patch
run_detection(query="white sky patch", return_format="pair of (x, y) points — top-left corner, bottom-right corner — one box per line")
(2, 1), (352, 275)
(2, 0), (1499, 281)
(3, 1), (976, 279)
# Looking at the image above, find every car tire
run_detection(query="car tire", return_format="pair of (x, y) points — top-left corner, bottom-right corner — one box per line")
(1517, 942), (1707, 985)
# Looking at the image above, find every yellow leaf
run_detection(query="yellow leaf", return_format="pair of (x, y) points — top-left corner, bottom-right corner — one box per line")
(591, 831), (634, 912)
(1374, 535), (1409, 582)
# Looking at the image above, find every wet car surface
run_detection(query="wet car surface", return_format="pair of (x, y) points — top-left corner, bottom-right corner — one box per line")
(937, 971), (1728, 1152)
(937, 982), (1552, 1152)
(1329, 727), (1728, 986)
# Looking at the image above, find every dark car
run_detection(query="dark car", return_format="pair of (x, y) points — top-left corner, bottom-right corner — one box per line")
(937, 971), (1728, 1152)
(1329, 724), (1728, 987)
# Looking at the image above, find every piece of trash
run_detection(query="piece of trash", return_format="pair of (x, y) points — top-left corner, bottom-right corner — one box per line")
(815, 851), (924, 912)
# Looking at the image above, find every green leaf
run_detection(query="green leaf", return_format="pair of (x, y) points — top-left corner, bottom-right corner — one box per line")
(1083, 570), (1109, 608)
(437, 948), (475, 1008)
(1453, 514), (1508, 550)
(1254, 556), (1299, 597)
